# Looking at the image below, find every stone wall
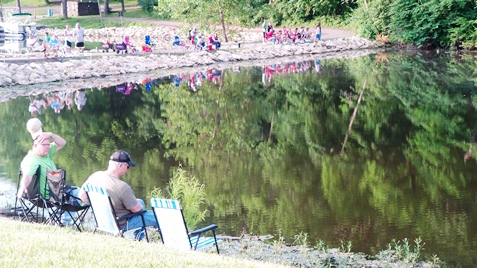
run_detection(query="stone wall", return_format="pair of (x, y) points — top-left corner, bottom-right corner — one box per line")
(0, 36), (383, 89)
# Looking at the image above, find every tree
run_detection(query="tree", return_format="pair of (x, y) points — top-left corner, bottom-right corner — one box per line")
(62, 0), (68, 19)
(0, 0), (4, 22)
(16, 0), (21, 13)
(103, 0), (110, 15)
(162, 0), (256, 42)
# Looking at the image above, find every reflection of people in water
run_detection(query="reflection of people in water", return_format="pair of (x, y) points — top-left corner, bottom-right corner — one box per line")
(28, 97), (46, 116)
(74, 89), (87, 111)
(64, 91), (74, 110)
(49, 92), (64, 114)
(262, 61), (315, 85)
(189, 73), (197, 91)
(116, 83), (137, 95)
(141, 78), (152, 92)
(172, 76), (182, 87)
(263, 65), (275, 85)
(209, 69), (221, 85)
(315, 59), (321, 74)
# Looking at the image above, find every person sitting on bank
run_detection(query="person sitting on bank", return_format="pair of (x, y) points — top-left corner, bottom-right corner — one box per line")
(18, 118), (82, 225)
(196, 36), (206, 50)
(213, 33), (221, 49)
(27, 34), (44, 53)
(49, 35), (61, 57)
(78, 150), (158, 240)
(17, 121), (67, 200)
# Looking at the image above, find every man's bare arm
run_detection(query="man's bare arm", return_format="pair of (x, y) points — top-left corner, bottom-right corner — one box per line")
(17, 174), (33, 198)
(129, 202), (144, 213)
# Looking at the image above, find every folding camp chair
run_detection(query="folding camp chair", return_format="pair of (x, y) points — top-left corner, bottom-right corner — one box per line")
(84, 184), (149, 242)
(14, 168), (89, 231)
(14, 167), (52, 223)
(45, 169), (90, 231)
(150, 198), (220, 253)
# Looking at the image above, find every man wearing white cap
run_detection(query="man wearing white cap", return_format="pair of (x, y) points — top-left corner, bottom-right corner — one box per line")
(17, 119), (66, 200)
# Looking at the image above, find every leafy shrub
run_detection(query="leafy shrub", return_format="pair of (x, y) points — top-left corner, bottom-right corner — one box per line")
(388, 0), (477, 48)
(348, 0), (392, 39)
(149, 166), (208, 229)
(138, 0), (157, 13)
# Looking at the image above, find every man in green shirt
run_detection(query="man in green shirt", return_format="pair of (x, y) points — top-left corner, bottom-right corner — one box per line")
(17, 131), (67, 199)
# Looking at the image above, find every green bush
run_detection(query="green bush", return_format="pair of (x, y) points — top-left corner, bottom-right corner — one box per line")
(138, 0), (157, 13)
(388, 0), (477, 48)
(348, 0), (392, 39)
(149, 166), (208, 229)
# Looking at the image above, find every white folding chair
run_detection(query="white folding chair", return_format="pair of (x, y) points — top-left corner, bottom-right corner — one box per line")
(84, 184), (149, 241)
(150, 198), (220, 253)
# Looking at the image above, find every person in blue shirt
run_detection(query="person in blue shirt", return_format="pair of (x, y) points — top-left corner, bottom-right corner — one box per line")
(49, 35), (61, 57)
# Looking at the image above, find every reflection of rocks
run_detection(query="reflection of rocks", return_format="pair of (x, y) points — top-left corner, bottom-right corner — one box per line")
(0, 48), (383, 103)
(0, 36), (381, 89)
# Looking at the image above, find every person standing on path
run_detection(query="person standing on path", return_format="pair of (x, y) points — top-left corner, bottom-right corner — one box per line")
(315, 23), (322, 41)
(73, 23), (85, 53)
(262, 19), (268, 43)
(64, 24), (73, 54)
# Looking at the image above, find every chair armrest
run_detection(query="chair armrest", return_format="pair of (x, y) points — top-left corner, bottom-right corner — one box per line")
(189, 224), (218, 237)
(116, 211), (145, 221)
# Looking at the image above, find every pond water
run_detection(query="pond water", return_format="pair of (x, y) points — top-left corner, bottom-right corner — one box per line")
(1, 51), (477, 266)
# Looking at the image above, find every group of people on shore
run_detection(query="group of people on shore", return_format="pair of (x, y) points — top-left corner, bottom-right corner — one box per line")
(17, 118), (156, 240)
(262, 19), (322, 44)
(171, 28), (221, 50)
(27, 23), (85, 57)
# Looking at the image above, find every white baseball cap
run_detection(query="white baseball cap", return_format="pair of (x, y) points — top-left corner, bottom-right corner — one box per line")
(26, 118), (43, 140)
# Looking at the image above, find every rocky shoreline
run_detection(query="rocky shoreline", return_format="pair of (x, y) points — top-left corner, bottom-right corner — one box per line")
(218, 234), (438, 267)
(0, 26), (382, 90)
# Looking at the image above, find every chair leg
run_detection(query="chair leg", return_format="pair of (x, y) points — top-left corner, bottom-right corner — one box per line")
(65, 206), (90, 232)
(193, 234), (202, 250)
(140, 214), (149, 242)
(212, 230), (220, 254)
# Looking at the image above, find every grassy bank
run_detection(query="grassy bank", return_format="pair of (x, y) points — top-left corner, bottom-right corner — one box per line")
(0, 218), (283, 268)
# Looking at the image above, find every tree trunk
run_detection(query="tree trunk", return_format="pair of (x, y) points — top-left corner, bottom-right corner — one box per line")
(16, 0), (21, 13)
(62, 0), (68, 19)
(103, 0), (110, 14)
(97, 0), (104, 27)
(121, 0), (125, 12)
(341, 81), (366, 154)
(219, 9), (228, 42)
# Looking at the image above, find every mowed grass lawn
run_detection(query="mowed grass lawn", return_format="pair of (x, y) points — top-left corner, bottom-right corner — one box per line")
(0, 218), (284, 268)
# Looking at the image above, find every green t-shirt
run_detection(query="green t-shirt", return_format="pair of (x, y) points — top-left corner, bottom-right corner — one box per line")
(21, 144), (57, 199)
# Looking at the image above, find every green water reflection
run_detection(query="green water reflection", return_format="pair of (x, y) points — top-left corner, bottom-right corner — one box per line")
(1, 51), (477, 266)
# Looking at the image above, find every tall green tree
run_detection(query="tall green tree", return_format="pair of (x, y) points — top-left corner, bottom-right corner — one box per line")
(160, 0), (256, 42)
